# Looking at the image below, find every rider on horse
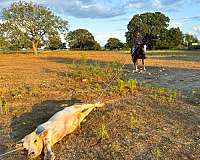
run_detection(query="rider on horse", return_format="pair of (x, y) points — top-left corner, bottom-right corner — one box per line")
(131, 31), (146, 58)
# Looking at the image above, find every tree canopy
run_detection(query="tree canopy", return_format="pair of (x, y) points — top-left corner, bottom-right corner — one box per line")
(105, 38), (124, 50)
(66, 29), (101, 50)
(0, 1), (68, 54)
(126, 12), (170, 49)
(125, 12), (199, 49)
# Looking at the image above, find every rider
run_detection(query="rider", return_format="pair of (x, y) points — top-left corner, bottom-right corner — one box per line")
(132, 31), (146, 57)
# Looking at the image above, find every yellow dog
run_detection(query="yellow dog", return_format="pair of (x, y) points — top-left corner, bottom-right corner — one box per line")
(16, 102), (104, 160)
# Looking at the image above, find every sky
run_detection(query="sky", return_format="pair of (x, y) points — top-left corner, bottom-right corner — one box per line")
(0, 0), (200, 46)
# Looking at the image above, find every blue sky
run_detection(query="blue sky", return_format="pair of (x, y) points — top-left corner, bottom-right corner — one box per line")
(0, 0), (200, 46)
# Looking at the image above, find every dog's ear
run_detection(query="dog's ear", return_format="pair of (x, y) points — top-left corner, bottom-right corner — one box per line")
(16, 139), (24, 148)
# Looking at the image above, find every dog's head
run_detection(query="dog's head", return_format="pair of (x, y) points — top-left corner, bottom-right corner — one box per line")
(16, 126), (48, 159)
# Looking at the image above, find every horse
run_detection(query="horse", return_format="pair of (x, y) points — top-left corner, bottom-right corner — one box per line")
(131, 43), (146, 73)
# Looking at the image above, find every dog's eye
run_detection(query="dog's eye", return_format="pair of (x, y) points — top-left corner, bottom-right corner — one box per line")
(34, 140), (37, 143)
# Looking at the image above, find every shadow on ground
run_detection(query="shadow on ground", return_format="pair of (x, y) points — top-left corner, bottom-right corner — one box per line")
(10, 98), (81, 141)
(40, 56), (116, 66)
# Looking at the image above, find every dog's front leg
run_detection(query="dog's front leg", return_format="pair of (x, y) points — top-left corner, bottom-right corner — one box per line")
(44, 138), (55, 160)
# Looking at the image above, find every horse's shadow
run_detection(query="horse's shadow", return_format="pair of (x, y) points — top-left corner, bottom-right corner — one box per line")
(10, 98), (81, 141)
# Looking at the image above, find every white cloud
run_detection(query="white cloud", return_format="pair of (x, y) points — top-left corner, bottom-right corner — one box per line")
(0, 0), (188, 19)
(193, 25), (200, 32)
(169, 21), (183, 29)
(192, 25), (200, 39)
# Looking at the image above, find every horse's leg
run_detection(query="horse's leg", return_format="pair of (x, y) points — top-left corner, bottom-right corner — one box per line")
(142, 58), (146, 71)
(132, 62), (135, 72)
(135, 60), (138, 72)
(132, 61), (138, 73)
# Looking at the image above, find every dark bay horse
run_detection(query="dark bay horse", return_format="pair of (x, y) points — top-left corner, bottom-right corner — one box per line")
(131, 44), (146, 72)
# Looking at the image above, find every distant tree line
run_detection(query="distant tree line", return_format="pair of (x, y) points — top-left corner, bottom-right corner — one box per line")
(0, 2), (199, 53)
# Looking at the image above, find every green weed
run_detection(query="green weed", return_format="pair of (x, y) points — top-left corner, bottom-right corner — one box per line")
(149, 86), (178, 103)
(117, 79), (126, 92)
(0, 98), (9, 115)
(127, 79), (137, 92)
(152, 147), (161, 158)
(111, 141), (120, 154)
(95, 83), (102, 91)
(97, 124), (109, 140)
(130, 115), (137, 128)
(10, 84), (40, 98)
(111, 79), (137, 94)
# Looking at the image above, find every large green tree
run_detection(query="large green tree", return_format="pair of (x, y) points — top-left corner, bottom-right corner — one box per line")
(125, 12), (170, 49)
(1, 1), (68, 54)
(66, 29), (100, 50)
(105, 38), (124, 50)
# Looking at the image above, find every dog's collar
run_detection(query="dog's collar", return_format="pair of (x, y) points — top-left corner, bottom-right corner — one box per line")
(35, 126), (45, 135)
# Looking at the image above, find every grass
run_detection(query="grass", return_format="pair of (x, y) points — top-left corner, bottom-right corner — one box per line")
(145, 85), (178, 103)
(129, 115), (137, 128)
(67, 55), (123, 83)
(111, 141), (120, 154)
(152, 147), (161, 159)
(97, 124), (109, 140)
(0, 98), (9, 115)
(111, 79), (137, 94)
(10, 84), (40, 98)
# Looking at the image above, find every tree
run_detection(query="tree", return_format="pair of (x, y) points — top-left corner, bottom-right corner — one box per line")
(66, 29), (99, 50)
(48, 32), (62, 50)
(2, 1), (68, 54)
(92, 41), (101, 50)
(158, 28), (183, 49)
(125, 12), (170, 49)
(183, 33), (199, 48)
(0, 25), (9, 50)
(167, 27), (183, 48)
(105, 38), (124, 50)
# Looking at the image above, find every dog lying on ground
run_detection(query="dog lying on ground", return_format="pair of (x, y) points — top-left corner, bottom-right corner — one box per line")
(16, 102), (104, 160)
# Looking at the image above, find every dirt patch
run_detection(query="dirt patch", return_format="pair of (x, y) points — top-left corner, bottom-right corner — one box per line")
(124, 65), (200, 93)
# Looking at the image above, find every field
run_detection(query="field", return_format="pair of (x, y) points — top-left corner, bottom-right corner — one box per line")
(0, 50), (200, 159)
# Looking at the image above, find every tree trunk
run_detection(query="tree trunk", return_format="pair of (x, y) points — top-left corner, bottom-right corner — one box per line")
(32, 39), (38, 54)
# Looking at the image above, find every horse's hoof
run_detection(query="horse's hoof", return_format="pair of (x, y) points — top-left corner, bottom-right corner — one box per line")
(133, 69), (139, 73)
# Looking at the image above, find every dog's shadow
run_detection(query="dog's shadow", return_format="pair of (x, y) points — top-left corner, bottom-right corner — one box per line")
(10, 98), (81, 141)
